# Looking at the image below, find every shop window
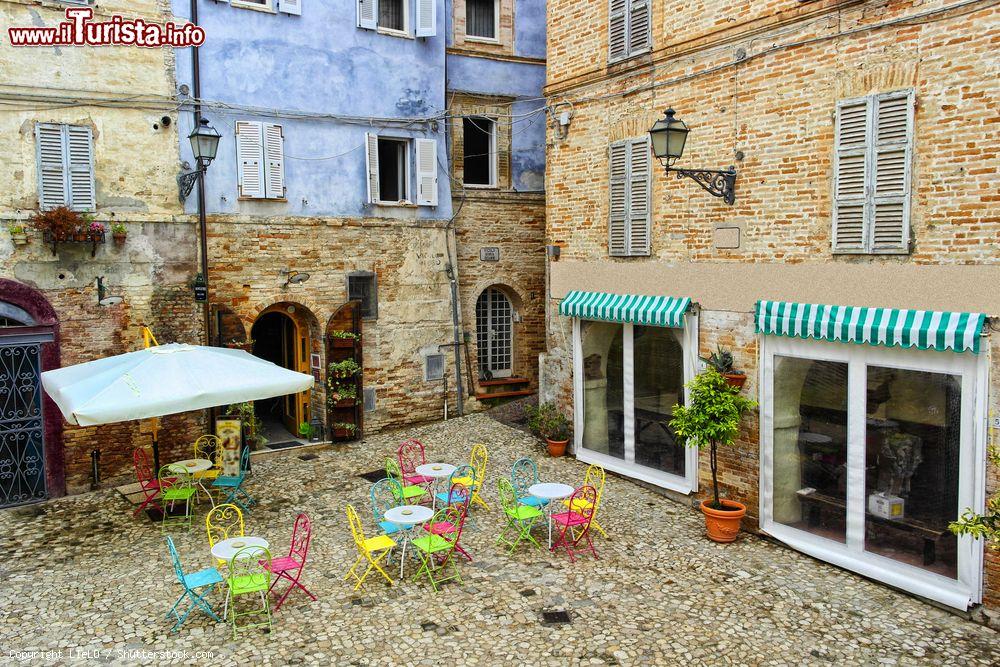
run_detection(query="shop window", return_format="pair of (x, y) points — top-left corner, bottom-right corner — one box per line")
(581, 321), (625, 460)
(632, 326), (686, 476)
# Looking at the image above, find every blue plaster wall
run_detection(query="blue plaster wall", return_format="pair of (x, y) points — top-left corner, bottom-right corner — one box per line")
(172, 0), (451, 219)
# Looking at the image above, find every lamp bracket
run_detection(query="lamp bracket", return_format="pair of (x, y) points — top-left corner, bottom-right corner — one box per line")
(177, 168), (205, 202)
(666, 165), (737, 205)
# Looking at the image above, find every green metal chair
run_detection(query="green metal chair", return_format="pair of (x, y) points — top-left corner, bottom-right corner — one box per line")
(385, 457), (428, 505)
(158, 464), (196, 533)
(411, 504), (467, 592)
(226, 545), (273, 638)
(496, 478), (543, 553)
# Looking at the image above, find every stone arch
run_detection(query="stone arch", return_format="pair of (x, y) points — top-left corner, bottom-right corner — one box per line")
(0, 278), (65, 498)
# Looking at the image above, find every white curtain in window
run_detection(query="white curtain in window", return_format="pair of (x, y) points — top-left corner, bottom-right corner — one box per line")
(467, 0), (495, 38)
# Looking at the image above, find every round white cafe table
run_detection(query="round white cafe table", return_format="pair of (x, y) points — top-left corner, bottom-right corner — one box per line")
(415, 463), (457, 511)
(529, 482), (575, 548)
(168, 458), (215, 506)
(210, 536), (269, 563)
(383, 505), (434, 578)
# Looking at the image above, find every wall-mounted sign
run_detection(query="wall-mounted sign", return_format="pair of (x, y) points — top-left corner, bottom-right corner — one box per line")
(193, 273), (208, 302)
(215, 416), (242, 477)
(480, 247), (500, 262)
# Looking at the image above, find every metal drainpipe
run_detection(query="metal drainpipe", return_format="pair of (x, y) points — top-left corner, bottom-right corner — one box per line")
(446, 263), (465, 416)
(191, 0), (210, 347)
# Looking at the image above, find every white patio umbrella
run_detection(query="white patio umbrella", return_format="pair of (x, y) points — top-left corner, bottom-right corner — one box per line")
(41, 343), (314, 470)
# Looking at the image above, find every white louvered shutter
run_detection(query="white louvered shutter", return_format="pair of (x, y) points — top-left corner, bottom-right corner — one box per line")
(365, 132), (380, 204)
(832, 97), (869, 252)
(415, 0), (436, 37)
(279, 0), (302, 15)
(358, 0), (377, 30)
(608, 140), (628, 256)
(628, 138), (651, 255)
(608, 0), (628, 62)
(415, 138), (438, 207)
(628, 0), (651, 56)
(35, 124), (68, 210)
(263, 123), (285, 199)
(66, 126), (95, 211)
(870, 91), (913, 252)
(235, 121), (265, 199)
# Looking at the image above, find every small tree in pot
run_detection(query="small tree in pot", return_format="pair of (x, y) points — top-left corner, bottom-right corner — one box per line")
(525, 402), (571, 457)
(670, 368), (757, 542)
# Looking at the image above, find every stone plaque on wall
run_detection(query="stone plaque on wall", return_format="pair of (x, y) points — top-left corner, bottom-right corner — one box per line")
(480, 247), (500, 262)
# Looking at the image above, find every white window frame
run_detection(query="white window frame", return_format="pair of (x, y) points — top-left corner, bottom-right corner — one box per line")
(463, 116), (497, 188)
(571, 313), (700, 493)
(465, 0), (500, 43)
(231, 0), (276, 13)
(758, 335), (988, 610)
(375, 136), (411, 205)
(377, 0), (410, 37)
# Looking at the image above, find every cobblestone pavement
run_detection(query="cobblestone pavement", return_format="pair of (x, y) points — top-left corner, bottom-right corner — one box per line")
(1, 414), (997, 666)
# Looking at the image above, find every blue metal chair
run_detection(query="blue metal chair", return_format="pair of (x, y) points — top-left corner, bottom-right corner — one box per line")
(165, 536), (223, 632)
(370, 478), (405, 536)
(212, 446), (254, 511)
(434, 465), (475, 508)
(511, 457), (549, 508)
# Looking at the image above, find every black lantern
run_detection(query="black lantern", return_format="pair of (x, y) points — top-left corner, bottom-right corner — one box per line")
(648, 108), (737, 205)
(188, 118), (221, 166)
(179, 118), (221, 201)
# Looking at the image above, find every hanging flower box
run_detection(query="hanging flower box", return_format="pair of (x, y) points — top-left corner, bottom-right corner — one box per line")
(329, 331), (360, 348)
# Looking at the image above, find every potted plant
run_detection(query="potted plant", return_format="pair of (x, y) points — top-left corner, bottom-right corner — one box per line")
(88, 220), (105, 241)
(298, 421), (312, 440)
(329, 330), (360, 348)
(111, 222), (127, 246)
(526, 402), (571, 457)
(225, 337), (254, 352)
(7, 223), (28, 246)
(327, 380), (357, 407)
(225, 401), (267, 450)
(669, 368), (757, 543)
(31, 206), (81, 252)
(701, 345), (747, 390)
(328, 358), (361, 379)
(331, 421), (357, 438)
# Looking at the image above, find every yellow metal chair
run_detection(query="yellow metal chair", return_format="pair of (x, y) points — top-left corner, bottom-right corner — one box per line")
(453, 443), (491, 511)
(343, 504), (396, 591)
(563, 464), (607, 537)
(193, 435), (223, 483)
(206, 503), (245, 567)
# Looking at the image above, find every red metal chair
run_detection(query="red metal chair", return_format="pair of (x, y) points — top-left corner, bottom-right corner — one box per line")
(132, 447), (162, 517)
(422, 481), (473, 561)
(398, 439), (433, 487)
(550, 485), (599, 563)
(263, 513), (317, 611)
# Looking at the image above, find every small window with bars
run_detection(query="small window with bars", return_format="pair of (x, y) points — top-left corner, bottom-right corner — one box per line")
(348, 272), (378, 320)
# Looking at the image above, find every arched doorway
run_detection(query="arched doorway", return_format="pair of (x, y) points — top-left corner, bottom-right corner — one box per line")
(476, 287), (514, 379)
(251, 307), (310, 439)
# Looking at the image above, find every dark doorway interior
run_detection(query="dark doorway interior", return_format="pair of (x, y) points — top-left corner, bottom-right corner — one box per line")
(251, 311), (297, 440)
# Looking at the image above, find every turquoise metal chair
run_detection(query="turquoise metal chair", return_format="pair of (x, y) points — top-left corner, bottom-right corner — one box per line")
(511, 457), (549, 508)
(370, 478), (405, 536)
(433, 464), (475, 507)
(165, 536), (223, 632)
(212, 446), (254, 511)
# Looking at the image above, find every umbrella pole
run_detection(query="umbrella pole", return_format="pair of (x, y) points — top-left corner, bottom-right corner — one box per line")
(151, 417), (161, 473)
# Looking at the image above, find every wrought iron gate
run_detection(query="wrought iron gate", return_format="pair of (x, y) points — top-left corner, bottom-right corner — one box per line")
(476, 287), (513, 378)
(0, 343), (46, 507)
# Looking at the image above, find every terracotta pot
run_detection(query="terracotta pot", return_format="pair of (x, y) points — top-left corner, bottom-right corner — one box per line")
(546, 438), (568, 457)
(331, 338), (357, 348)
(74, 232), (87, 242)
(332, 428), (356, 439)
(113, 233), (126, 245)
(701, 499), (746, 543)
(723, 373), (747, 390)
(332, 398), (356, 408)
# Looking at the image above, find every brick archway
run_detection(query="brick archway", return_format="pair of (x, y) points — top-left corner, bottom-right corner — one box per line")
(0, 278), (65, 498)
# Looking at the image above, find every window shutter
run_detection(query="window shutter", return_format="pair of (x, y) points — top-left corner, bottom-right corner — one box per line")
(608, 0), (628, 62)
(628, 0), (651, 55)
(263, 123), (285, 199)
(415, 138), (438, 207)
(415, 0), (436, 37)
(357, 0), (377, 30)
(278, 0), (302, 15)
(832, 97), (869, 252)
(365, 132), (380, 204)
(870, 91), (913, 252)
(628, 138), (651, 255)
(35, 123), (68, 210)
(608, 140), (628, 256)
(66, 125), (96, 211)
(235, 121), (265, 199)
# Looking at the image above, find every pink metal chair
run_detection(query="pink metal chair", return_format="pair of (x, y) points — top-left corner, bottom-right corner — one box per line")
(398, 439), (433, 487)
(550, 485), (599, 563)
(422, 481), (473, 561)
(262, 513), (317, 611)
(132, 448), (162, 517)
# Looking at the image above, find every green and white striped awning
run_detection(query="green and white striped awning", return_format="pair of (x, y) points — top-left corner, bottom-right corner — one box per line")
(559, 291), (692, 328)
(755, 300), (986, 354)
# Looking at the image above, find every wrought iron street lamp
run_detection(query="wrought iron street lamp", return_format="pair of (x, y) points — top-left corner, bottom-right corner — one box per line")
(178, 118), (221, 201)
(649, 108), (737, 205)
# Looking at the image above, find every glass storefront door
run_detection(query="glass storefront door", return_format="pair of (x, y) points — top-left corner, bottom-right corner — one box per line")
(762, 336), (985, 610)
